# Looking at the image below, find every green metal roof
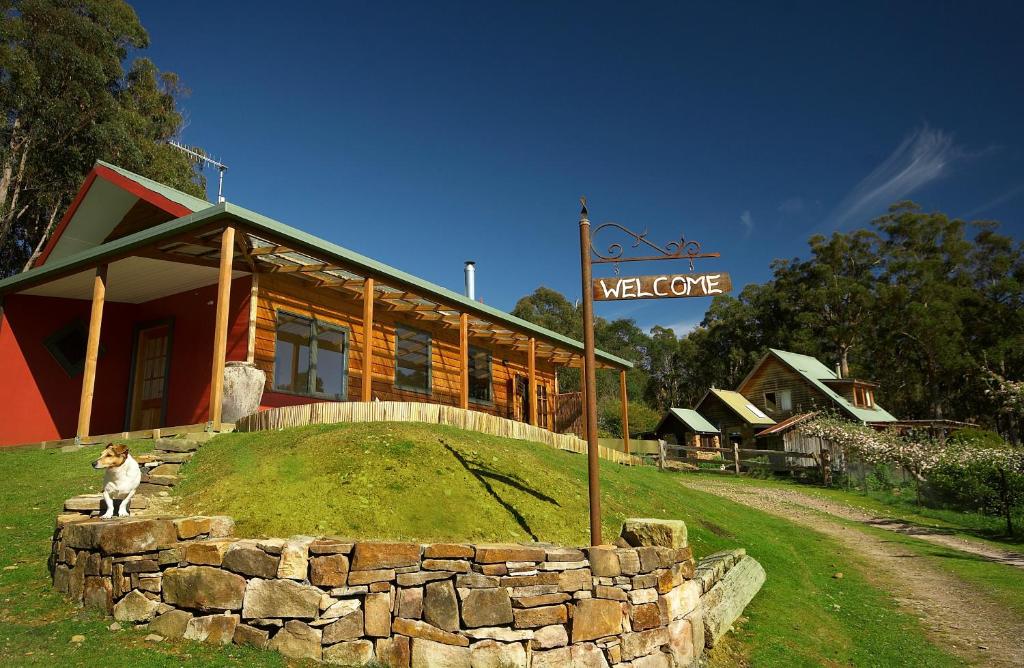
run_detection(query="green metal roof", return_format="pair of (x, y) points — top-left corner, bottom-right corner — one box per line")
(768, 349), (897, 423)
(97, 160), (211, 213)
(662, 408), (720, 434)
(0, 191), (632, 370)
(704, 389), (776, 426)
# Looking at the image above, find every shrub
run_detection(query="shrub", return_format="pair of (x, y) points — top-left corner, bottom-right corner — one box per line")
(928, 443), (1024, 535)
(597, 397), (660, 438)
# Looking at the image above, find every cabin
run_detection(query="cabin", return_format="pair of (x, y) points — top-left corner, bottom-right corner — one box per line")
(694, 388), (776, 449)
(654, 408), (721, 459)
(0, 162), (632, 447)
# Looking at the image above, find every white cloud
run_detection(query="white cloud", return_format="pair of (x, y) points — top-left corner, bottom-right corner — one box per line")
(823, 125), (963, 230)
(777, 197), (805, 214)
(739, 210), (754, 236)
(961, 182), (1024, 219)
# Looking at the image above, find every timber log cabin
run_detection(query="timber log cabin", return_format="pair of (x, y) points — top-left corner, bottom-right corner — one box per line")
(0, 162), (631, 447)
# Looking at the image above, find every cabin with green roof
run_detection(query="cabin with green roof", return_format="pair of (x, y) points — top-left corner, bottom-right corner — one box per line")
(654, 407), (722, 452)
(694, 388), (776, 449)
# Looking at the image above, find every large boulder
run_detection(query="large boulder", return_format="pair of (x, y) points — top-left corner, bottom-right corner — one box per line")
(163, 566), (246, 611)
(702, 556), (766, 647)
(184, 614), (239, 644)
(113, 589), (160, 622)
(242, 578), (322, 619)
(269, 620), (322, 661)
(620, 519), (688, 549)
(150, 609), (193, 639)
(62, 518), (178, 555)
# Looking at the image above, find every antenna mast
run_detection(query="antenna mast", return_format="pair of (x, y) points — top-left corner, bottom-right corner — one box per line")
(168, 140), (229, 203)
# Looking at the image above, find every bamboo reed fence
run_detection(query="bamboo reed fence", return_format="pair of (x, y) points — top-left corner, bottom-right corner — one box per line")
(235, 401), (643, 466)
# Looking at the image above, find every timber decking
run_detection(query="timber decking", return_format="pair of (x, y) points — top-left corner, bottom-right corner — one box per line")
(234, 400), (642, 466)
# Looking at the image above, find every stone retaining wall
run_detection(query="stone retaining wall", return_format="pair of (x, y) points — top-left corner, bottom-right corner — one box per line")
(50, 512), (759, 667)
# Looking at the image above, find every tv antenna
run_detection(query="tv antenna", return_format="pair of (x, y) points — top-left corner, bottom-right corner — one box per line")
(168, 140), (229, 203)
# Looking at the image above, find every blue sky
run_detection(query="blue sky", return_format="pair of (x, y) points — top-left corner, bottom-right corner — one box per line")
(135, 1), (1024, 334)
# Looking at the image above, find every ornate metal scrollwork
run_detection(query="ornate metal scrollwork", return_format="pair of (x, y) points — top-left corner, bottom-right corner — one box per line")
(590, 222), (719, 271)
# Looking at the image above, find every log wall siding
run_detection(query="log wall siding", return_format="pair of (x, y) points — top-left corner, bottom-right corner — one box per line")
(254, 274), (557, 425)
(738, 357), (831, 421)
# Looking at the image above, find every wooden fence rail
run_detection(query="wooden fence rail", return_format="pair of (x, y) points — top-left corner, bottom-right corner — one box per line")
(235, 401), (643, 466)
(659, 442), (818, 474)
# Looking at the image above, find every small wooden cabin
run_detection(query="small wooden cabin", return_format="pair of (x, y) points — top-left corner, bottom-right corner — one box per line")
(654, 408), (721, 459)
(694, 388), (776, 449)
(0, 162), (632, 446)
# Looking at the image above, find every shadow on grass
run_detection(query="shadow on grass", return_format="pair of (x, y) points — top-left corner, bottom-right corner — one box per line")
(441, 439), (559, 541)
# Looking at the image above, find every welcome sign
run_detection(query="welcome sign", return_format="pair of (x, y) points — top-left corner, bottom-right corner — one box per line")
(592, 272), (732, 301)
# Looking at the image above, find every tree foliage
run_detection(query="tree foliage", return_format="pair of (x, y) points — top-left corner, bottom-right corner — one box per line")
(0, 0), (205, 277)
(513, 202), (1024, 440)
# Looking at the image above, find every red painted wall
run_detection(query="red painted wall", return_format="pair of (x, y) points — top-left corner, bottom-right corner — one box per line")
(0, 276), (250, 446)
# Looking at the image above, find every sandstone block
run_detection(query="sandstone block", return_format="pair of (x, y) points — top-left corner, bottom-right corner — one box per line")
(632, 652), (672, 668)
(323, 639), (375, 665)
(83, 577), (113, 613)
(571, 643), (611, 667)
(512, 604), (567, 628)
(150, 609), (192, 639)
(364, 592), (392, 637)
(398, 570), (451, 586)
(424, 543), (474, 559)
(594, 585), (627, 601)
(620, 519), (688, 549)
(631, 602), (663, 631)
(585, 546), (621, 577)
(473, 544), (545, 564)
(531, 646), (571, 668)
(556, 568), (592, 593)
(323, 610), (363, 644)
(500, 571), (560, 588)
(154, 437), (199, 452)
(469, 639), (527, 668)
(424, 580), (460, 632)
(629, 588), (658, 605)
(464, 627), (534, 642)
(182, 539), (235, 566)
(62, 518), (178, 555)
(615, 549), (642, 576)
(544, 546), (586, 562)
(113, 589), (160, 622)
(309, 538), (354, 555)
(351, 542), (421, 570)
(349, 568), (396, 585)
(422, 558), (470, 573)
(511, 593), (569, 608)
(667, 617), (696, 665)
(242, 578), (323, 619)
(658, 579), (701, 622)
(223, 542), (280, 578)
(322, 598), (361, 620)
(276, 537), (312, 579)
(184, 614), (239, 644)
(411, 637), (471, 667)
(457, 573), (500, 589)
(310, 553), (350, 586)
(620, 627), (669, 661)
(397, 586), (424, 619)
(572, 598), (622, 643)
(163, 566), (246, 611)
(459, 587), (512, 628)
(531, 624), (569, 649)
(232, 623), (269, 649)
(393, 617), (470, 646)
(377, 635), (411, 668)
(269, 620), (321, 661)
(702, 556), (765, 647)
(122, 559), (159, 573)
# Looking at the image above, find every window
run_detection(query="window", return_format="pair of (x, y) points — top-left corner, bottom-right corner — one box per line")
(395, 326), (431, 394)
(468, 346), (492, 403)
(764, 389), (792, 412)
(745, 402), (768, 419)
(273, 311), (348, 399)
(43, 320), (96, 377)
(854, 386), (875, 408)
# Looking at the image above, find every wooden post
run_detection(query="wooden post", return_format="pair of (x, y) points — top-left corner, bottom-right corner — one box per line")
(76, 264), (108, 444)
(208, 226), (235, 431)
(619, 369), (630, 455)
(246, 272), (259, 364)
(361, 277), (375, 402)
(578, 359), (587, 439)
(733, 441), (741, 475)
(578, 201), (602, 546)
(459, 312), (469, 409)
(528, 337), (538, 426)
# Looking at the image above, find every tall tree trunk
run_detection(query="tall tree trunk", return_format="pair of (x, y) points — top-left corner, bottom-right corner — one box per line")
(839, 345), (850, 378)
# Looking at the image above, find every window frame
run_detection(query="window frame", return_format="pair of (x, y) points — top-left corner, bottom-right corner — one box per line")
(394, 325), (432, 395)
(272, 309), (349, 400)
(43, 319), (100, 377)
(467, 345), (493, 406)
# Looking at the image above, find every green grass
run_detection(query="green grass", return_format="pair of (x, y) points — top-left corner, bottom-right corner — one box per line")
(174, 422), (961, 667)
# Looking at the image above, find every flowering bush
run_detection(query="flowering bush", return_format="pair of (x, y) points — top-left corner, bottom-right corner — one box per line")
(985, 370), (1024, 417)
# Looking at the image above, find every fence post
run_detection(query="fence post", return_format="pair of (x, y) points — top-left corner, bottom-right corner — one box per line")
(733, 442), (740, 475)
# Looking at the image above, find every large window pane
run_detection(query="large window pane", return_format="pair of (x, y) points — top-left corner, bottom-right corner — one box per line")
(395, 326), (431, 393)
(274, 313), (311, 393)
(315, 325), (346, 399)
(468, 346), (491, 403)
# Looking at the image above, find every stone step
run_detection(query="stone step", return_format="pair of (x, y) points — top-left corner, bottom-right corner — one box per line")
(136, 483), (170, 497)
(141, 474), (179, 486)
(64, 494), (150, 512)
(154, 438), (200, 453)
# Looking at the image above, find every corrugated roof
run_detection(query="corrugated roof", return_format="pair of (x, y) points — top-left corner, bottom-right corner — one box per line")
(768, 349), (897, 423)
(0, 188), (632, 370)
(97, 160), (211, 213)
(705, 389), (776, 426)
(665, 408), (720, 434)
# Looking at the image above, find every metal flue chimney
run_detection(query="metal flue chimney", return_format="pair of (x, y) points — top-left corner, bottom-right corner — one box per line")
(464, 261), (476, 301)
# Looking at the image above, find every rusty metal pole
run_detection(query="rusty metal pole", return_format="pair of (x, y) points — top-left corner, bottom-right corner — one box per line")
(579, 198), (602, 546)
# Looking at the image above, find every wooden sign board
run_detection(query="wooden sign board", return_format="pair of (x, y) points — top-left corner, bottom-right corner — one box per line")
(592, 272), (732, 301)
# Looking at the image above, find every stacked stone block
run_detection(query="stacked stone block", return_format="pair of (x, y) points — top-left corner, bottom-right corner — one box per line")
(50, 513), (758, 667)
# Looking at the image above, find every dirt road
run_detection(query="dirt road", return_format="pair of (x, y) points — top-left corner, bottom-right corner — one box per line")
(682, 478), (1024, 667)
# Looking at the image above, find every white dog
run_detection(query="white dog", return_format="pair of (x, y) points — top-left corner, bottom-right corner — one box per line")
(92, 443), (142, 519)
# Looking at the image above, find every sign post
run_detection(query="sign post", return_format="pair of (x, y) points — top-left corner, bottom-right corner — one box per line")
(577, 198), (728, 546)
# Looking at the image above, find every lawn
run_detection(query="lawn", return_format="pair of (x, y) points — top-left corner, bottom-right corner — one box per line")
(0, 423), (964, 667)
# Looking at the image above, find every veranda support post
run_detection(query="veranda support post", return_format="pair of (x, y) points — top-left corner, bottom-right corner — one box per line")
(528, 337), (538, 427)
(619, 369), (630, 455)
(76, 264), (108, 444)
(459, 312), (469, 409)
(362, 277), (375, 401)
(208, 226), (235, 431)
